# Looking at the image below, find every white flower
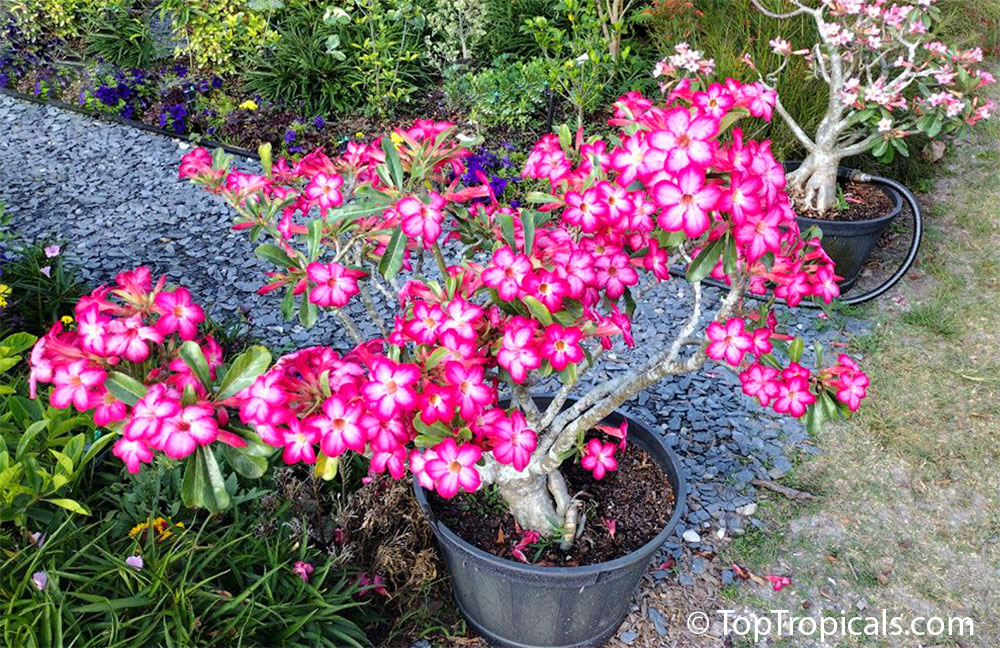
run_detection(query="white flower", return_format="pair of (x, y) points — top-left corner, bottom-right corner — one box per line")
(877, 117), (893, 133)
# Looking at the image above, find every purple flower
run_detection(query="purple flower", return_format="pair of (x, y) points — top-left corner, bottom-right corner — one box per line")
(31, 531), (46, 548)
(39, 266), (51, 278)
(313, 116), (325, 130)
(125, 555), (144, 570)
(284, 129), (297, 145)
(43, 244), (60, 258)
(32, 571), (47, 591)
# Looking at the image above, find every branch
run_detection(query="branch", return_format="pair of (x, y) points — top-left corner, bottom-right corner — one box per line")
(838, 131), (881, 157)
(513, 383), (542, 428)
(335, 310), (365, 346)
(535, 277), (741, 475)
(750, 0), (812, 19)
(537, 342), (605, 432)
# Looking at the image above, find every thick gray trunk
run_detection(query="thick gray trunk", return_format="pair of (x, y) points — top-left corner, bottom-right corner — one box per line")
(497, 471), (560, 534)
(787, 149), (841, 214)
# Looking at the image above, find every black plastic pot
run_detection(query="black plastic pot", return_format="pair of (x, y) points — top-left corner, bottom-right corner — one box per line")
(413, 398), (687, 648)
(785, 162), (903, 292)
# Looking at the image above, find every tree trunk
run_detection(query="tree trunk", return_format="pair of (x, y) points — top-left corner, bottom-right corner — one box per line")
(496, 470), (560, 534)
(786, 149), (842, 214)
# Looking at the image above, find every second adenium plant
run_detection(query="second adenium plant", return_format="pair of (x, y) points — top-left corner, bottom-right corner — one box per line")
(32, 78), (869, 546)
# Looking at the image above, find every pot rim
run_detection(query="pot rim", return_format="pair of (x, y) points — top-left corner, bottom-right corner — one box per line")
(783, 161), (904, 226)
(413, 407), (689, 578)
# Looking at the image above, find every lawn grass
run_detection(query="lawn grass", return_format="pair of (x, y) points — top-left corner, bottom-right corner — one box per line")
(725, 81), (1000, 647)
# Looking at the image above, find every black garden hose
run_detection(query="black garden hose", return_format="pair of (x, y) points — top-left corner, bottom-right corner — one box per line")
(668, 170), (923, 307)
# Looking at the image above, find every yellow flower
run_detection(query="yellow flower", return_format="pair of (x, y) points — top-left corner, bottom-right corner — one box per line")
(239, 99), (258, 111)
(0, 284), (10, 308)
(61, 315), (74, 326)
(389, 132), (404, 147)
(130, 517), (185, 544)
(355, 131), (365, 139)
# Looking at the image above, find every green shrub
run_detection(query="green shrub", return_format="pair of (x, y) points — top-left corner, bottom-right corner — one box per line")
(0, 513), (372, 647)
(1, 242), (87, 337)
(84, 3), (163, 69)
(336, 0), (436, 119)
(478, 0), (562, 59)
(0, 332), (111, 528)
(245, 4), (363, 116)
(446, 56), (553, 130)
(157, 0), (279, 74)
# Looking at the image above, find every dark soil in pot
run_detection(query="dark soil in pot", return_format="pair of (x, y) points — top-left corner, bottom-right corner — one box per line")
(791, 179), (895, 222)
(429, 439), (674, 567)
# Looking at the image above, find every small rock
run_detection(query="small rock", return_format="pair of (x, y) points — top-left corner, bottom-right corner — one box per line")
(618, 629), (638, 644)
(647, 608), (668, 636)
(736, 502), (757, 516)
(682, 529), (701, 543)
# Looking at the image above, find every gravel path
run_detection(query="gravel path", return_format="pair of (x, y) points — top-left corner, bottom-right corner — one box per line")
(0, 93), (866, 645)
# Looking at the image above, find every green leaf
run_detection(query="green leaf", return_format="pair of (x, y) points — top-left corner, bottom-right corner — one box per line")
(80, 433), (115, 468)
(178, 341), (212, 392)
(521, 211), (536, 255)
(423, 346), (451, 371)
(380, 138), (405, 190)
(378, 228), (407, 279)
(281, 285), (296, 321)
(215, 346), (272, 401)
(307, 220), (324, 260)
(200, 448), (231, 513)
(314, 454), (339, 481)
(16, 420), (48, 459)
(299, 297), (318, 329)
(181, 447), (231, 513)
(105, 372), (148, 406)
(258, 142), (273, 177)
(788, 338), (804, 363)
(1, 332), (37, 355)
(50, 449), (73, 475)
(687, 237), (726, 283)
(73, 595), (150, 613)
(255, 243), (297, 269)
(220, 444), (268, 479)
(498, 212), (516, 249)
(524, 191), (559, 205)
(722, 235), (738, 276)
(805, 403), (824, 436)
(44, 498), (90, 515)
(522, 295), (554, 325)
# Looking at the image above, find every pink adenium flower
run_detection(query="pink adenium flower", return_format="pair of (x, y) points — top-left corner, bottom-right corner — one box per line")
(482, 247), (533, 301)
(305, 173), (344, 213)
(581, 439), (618, 480)
(541, 324), (584, 372)
(490, 411), (537, 471)
(153, 288), (205, 341)
(705, 318), (754, 367)
(362, 358), (420, 421)
(425, 438), (482, 498)
(306, 262), (365, 308)
(50, 360), (106, 411)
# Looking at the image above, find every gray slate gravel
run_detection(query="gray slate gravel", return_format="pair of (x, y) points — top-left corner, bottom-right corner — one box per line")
(0, 94), (867, 584)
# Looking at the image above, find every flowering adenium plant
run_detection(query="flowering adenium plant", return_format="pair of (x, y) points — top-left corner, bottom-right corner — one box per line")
(32, 79), (869, 546)
(29, 267), (273, 512)
(736, 0), (994, 212)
